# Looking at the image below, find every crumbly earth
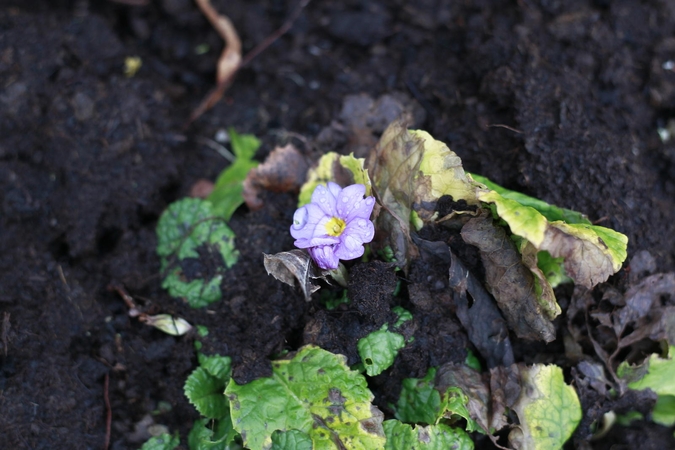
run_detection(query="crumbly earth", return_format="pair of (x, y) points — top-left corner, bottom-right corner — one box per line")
(1, 0), (675, 449)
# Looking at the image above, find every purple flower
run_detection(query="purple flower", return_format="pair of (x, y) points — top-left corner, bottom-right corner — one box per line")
(291, 182), (376, 270)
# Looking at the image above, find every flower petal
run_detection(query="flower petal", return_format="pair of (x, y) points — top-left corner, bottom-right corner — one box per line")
(335, 184), (366, 218)
(290, 203), (329, 241)
(310, 183), (339, 216)
(309, 245), (339, 270)
(344, 195), (376, 224)
(334, 234), (365, 261)
(335, 185), (375, 223)
(294, 235), (340, 249)
(343, 218), (375, 244)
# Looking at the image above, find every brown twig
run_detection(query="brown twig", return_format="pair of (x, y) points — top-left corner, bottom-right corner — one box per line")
(104, 373), (111, 450)
(188, 0), (242, 125)
(187, 0), (312, 125)
(107, 281), (141, 317)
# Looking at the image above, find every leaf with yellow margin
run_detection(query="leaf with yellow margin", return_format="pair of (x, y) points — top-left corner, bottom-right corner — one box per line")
(477, 189), (627, 289)
(411, 130), (478, 221)
(225, 345), (386, 450)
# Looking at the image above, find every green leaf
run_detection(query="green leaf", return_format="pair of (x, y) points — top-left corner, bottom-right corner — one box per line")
(442, 387), (481, 433)
(271, 430), (313, 450)
(161, 271), (223, 308)
(208, 129), (260, 221)
(477, 189), (627, 289)
(469, 174), (591, 224)
(225, 345), (386, 450)
(620, 346), (675, 427)
(339, 153), (372, 196)
(653, 395), (675, 427)
(139, 433), (180, 450)
(298, 152), (340, 207)
(394, 368), (442, 425)
(383, 420), (474, 450)
(298, 152), (372, 207)
(230, 128), (260, 160)
(156, 198), (238, 308)
(535, 250), (571, 288)
(198, 354), (232, 382)
(508, 364), (582, 450)
(392, 307), (413, 328)
(185, 367), (229, 419)
(188, 418), (239, 450)
(464, 350), (481, 372)
(357, 325), (406, 376)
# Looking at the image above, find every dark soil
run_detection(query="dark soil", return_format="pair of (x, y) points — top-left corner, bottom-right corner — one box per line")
(2, 0), (675, 449)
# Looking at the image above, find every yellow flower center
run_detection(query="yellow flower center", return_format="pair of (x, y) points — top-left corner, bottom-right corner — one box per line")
(325, 217), (347, 237)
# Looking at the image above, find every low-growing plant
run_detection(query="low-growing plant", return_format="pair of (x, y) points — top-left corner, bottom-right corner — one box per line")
(143, 123), (634, 449)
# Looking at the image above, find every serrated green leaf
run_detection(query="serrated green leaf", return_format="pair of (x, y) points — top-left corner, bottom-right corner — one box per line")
(188, 418), (240, 450)
(509, 364), (582, 450)
(383, 420), (474, 450)
(139, 433), (180, 450)
(357, 325), (406, 376)
(477, 189), (627, 289)
(470, 174), (591, 224)
(198, 354), (232, 382)
(156, 198), (238, 307)
(185, 367), (229, 419)
(271, 430), (313, 450)
(225, 345), (386, 450)
(394, 368), (441, 425)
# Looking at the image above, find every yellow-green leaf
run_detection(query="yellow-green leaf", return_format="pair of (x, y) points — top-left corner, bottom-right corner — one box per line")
(477, 189), (628, 288)
(412, 129), (478, 213)
(225, 345), (386, 450)
(509, 364), (582, 450)
(298, 152), (340, 207)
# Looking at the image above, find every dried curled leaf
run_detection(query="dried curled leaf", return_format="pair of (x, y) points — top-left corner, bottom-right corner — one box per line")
(142, 314), (193, 336)
(461, 213), (556, 342)
(430, 238), (514, 368)
(366, 122), (424, 268)
(243, 144), (310, 211)
(263, 250), (321, 301)
(436, 363), (507, 436)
